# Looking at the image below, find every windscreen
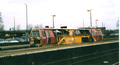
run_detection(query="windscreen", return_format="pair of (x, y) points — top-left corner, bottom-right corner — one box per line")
(47, 31), (50, 36)
(92, 31), (96, 35)
(80, 30), (90, 34)
(99, 31), (103, 35)
(31, 30), (40, 37)
(0, 39), (4, 41)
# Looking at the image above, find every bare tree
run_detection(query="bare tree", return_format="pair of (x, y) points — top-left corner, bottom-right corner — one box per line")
(0, 12), (4, 31)
(0, 12), (3, 23)
(0, 24), (4, 30)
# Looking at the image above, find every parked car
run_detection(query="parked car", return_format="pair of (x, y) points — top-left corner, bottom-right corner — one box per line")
(110, 33), (119, 37)
(115, 33), (119, 36)
(110, 33), (116, 37)
(10, 39), (19, 43)
(0, 39), (5, 43)
(21, 36), (29, 42)
(4, 39), (11, 43)
(19, 38), (26, 42)
(4, 38), (19, 43)
(15, 38), (26, 42)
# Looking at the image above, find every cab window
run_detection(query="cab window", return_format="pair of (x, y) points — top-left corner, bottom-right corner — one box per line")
(31, 30), (40, 37)
(85, 30), (90, 34)
(42, 31), (46, 36)
(92, 31), (96, 35)
(96, 32), (98, 35)
(47, 31), (50, 36)
(99, 31), (102, 35)
(80, 30), (85, 34)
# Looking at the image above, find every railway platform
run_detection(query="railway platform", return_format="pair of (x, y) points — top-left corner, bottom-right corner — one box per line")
(0, 40), (118, 58)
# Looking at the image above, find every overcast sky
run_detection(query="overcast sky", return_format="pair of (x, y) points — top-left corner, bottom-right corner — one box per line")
(0, 0), (119, 30)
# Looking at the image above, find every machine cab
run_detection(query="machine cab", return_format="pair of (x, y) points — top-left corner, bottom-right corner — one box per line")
(29, 29), (55, 47)
(89, 29), (104, 41)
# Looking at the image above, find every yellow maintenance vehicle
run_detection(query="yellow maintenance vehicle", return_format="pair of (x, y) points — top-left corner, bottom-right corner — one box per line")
(29, 28), (91, 47)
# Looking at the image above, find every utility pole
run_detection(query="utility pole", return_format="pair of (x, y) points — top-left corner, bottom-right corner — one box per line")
(51, 15), (56, 28)
(82, 18), (84, 29)
(95, 19), (98, 39)
(24, 3), (28, 42)
(13, 16), (15, 37)
(87, 9), (93, 42)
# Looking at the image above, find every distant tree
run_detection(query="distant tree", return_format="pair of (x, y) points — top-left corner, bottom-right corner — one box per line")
(34, 24), (43, 29)
(9, 28), (12, 31)
(34, 25), (39, 29)
(39, 24), (43, 28)
(9, 24), (20, 31)
(28, 24), (33, 30)
(105, 30), (114, 36)
(11, 27), (14, 31)
(0, 25), (4, 31)
(116, 19), (119, 28)
(0, 12), (4, 31)
(16, 25), (20, 31)
(10, 25), (20, 31)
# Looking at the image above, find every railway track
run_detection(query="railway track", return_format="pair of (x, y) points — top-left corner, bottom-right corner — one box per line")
(0, 37), (118, 51)
(42, 48), (119, 65)
(0, 40), (119, 65)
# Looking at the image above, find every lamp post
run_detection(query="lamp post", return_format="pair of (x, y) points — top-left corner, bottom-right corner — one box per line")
(82, 18), (84, 29)
(51, 15), (56, 28)
(13, 16), (15, 37)
(95, 19), (98, 27)
(104, 21), (106, 34)
(87, 9), (93, 42)
(24, 3), (28, 41)
(104, 21), (105, 27)
(102, 22), (103, 27)
(95, 19), (98, 39)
